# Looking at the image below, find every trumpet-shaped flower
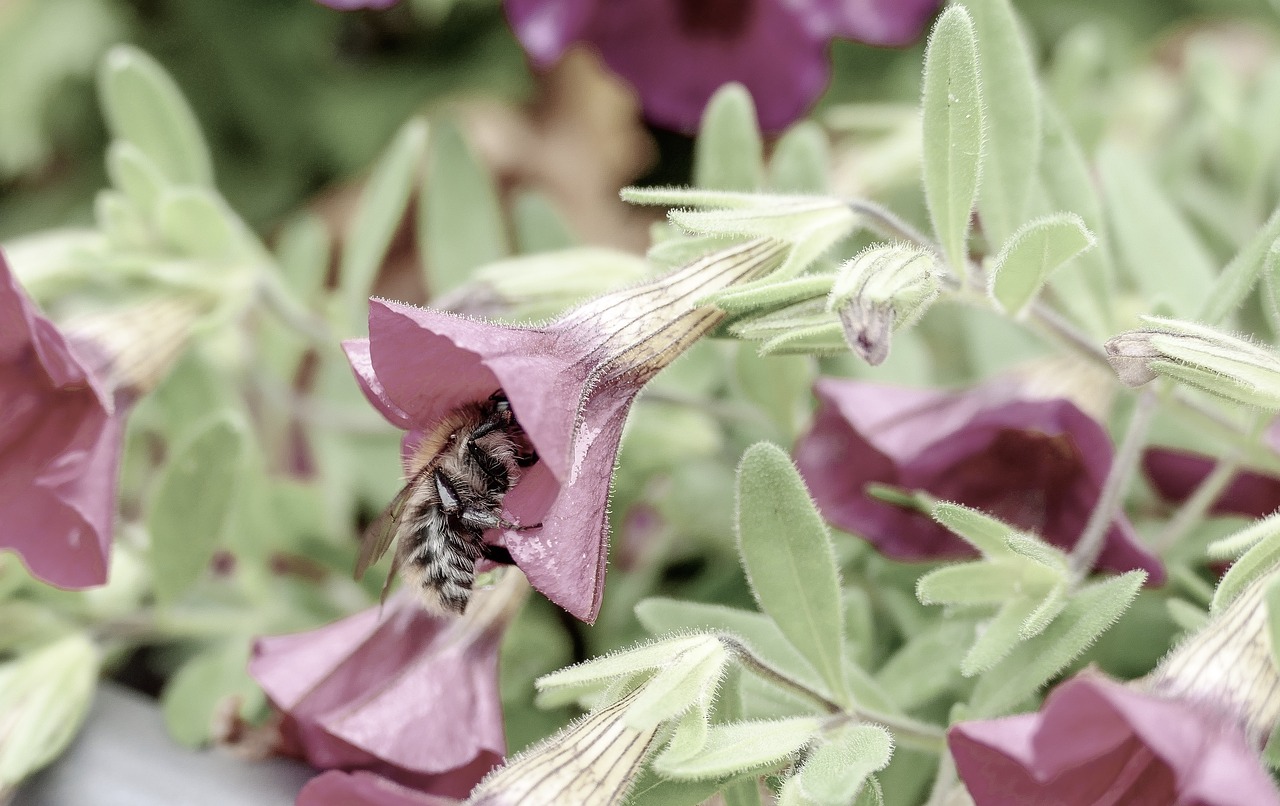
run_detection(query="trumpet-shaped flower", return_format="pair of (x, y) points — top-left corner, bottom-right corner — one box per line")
(1144, 422), (1280, 519)
(345, 238), (786, 622)
(502, 0), (940, 132)
(0, 253), (122, 589)
(793, 378), (1163, 580)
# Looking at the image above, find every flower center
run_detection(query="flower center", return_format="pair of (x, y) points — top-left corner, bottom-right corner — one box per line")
(672, 0), (756, 40)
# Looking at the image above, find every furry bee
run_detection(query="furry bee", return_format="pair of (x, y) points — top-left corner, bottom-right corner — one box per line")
(355, 391), (539, 614)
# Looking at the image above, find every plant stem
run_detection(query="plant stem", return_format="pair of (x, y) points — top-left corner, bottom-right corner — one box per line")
(924, 752), (960, 806)
(718, 635), (946, 752)
(847, 199), (937, 250)
(1068, 390), (1160, 580)
(1151, 450), (1246, 556)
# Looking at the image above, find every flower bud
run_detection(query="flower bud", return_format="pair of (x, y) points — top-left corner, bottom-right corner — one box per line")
(1105, 316), (1280, 409)
(827, 242), (939, 365)
(1147, 570), (1280, 744)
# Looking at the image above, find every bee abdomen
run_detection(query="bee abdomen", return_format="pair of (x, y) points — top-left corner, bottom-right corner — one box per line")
(404, 520), (483, 614)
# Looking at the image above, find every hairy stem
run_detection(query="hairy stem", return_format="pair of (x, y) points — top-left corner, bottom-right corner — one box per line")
(1069, 390), (1160, 580)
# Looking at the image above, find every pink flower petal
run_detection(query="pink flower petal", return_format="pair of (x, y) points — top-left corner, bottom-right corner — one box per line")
(298, 770), (466, 806)
(951, 673), (1280, 806)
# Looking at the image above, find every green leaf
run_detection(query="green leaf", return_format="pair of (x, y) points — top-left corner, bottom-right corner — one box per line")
(736, 443), (848, 703)
(921, 5), (984, 278)
(98, 45), (213, 186)
(694, 84), (764, 192)
(1098, 145), (1216, 316)
(421, 120), (508, 295)
(916, 559), (1057, 606)
(792, 724), (894, 806)
(156, 187), (239, 261)
(655, 700), (712, 767)
(161, 640), (264, 747)
(734, 349), (814, 439)
(873, 620), (972, 712)
(148, 413), (247, 604)
(536, 635), (716, 705)
(968, 0), (1041, 246)
(106, 142), (167, 219)
(1200, 207), (1280, 325)
(1213, 512), (1280, 612)
(625, 642), (727, 729)
(339, 118), (428, 314)
(989, 213), (1095, 316)
(969, 571), (1145, 716)
(1206, 511), (1280, 561)
(95, 191), (150, 250)
(626, 768), (723, 806)
(709, 275), (832, 316)
(961, 596), (1040, 676)
(513, 190), (575, 253)
(1039, 103), (1114, 336)
(654, 717), (820, 780)
(769, 122), (830, 194)
(1166, 598), (1210, 633)
(275, 212), (332, 301)
(931, 502), (1014, 556)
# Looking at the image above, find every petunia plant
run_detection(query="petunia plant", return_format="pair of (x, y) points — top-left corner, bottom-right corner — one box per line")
(11, 1), (1280, 805)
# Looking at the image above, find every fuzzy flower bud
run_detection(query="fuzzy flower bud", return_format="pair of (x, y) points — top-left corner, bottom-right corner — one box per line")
(826, 242), (939, 365)
(1105, 316), (1280, 409)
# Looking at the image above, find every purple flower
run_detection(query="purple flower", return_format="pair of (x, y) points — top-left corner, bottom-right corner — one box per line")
(248, 593), (507, 791)
(793, 378), (1164, 581)
(1144, 422), (1280, 519)
(344, 238), (786, 622)
(298, 770), (461, 806)
(502, 0), (940, 132)
(0, 251), (122, 589)
(949, 672), (1280, 806)
(315, 0), (399, 9)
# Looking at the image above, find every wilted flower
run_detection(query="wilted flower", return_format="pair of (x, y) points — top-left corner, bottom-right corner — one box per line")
(950, 572), (1280, 806)
(344, 238), (787, 622)
(827, 242), (940, 365)
(1144, 421), (1280, 519)
(1, 253), (121, 588)
(249, 575), (527, 793)
(502, 0), (940, 132)
(793, 378), (1164, 580)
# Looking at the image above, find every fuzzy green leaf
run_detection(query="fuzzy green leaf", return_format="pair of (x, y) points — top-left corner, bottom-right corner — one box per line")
(275, 212), (331, 301)
(990, 213), (1095, 316)
(873, 620), (972, 712)
(1098, 146), (1216, 316)
(709, 275), (832, 316)
(961, 596), (1040, 676)
(161, 640), (263, 747)
(421, 120), (507, 295)
(98, 45), (213, 186)
(694, 84), (764, 192)
(338, 118), (427, 312)
(95, 191), (149, 250)
(1207, 511), (1280, 560)
(1267, 577), (1280, 671)
(968, 0), (1041, 246)
(916, 559), (1057, 606)
(536, 635), (715, 704)
(654, 701), (712, 767)
(921, 5), (984, 277)
(1201, 207), (1280, 326)
(1213, 513), (1280, 613)
(969, 571), (1145, 716)
(769, 122), (830, 194)
(1003, 534), (1069, 573)
(156, 187), (240, 261)
(106, 142), (167, 220)
(670, 201), (856, 280)
(147, 413), (247, 604)
(1020, 582), (1069, 639)
(791, 724), (894, 806)
(654, 717), (820, 780)
(625, 642), (727, 729)
(932, 503), (1014, 556)
(736, 443), (847, 703)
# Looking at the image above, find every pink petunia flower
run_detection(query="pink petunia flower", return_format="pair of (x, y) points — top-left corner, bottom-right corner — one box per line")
(249, 583), (522, 793)
(298, 770), (461, 806)
(502, 0), (940, 132)
(344, 238), (787, 622)
(0, 252), (123, 589)
(1144, 422), (1280, 519)
(793, 377), (1164, 580)
(950, 572), (1280, 806)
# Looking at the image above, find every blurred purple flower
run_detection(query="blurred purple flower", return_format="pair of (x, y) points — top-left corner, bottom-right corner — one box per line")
(316, 0), (399, 9)
(793, 378), (1164, 581)
(502, 0), (940, 132)
(1144, 422), (1280, 519)
(344, 239), (785, 622)
(298, 770), (461, 806)
(950, 672), (1280, 806)
(249, 594), (505, 794)
(0, 251), (122, 589)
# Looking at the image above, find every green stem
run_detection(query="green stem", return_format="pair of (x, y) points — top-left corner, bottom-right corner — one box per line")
(924, 752), (960, 806)
(1069, 390), (1160, 580)
(1151, 449), (1248, 555)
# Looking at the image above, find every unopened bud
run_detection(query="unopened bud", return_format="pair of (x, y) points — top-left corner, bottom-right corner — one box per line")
(827, 243), (939, 365)
(1105, 316), (1280, 409)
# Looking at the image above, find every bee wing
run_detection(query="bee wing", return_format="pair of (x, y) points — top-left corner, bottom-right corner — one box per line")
(355, 482), (414, 581)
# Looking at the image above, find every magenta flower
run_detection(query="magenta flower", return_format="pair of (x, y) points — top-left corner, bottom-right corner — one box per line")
(502, 0), (940, 132)
(793, 378), (1164, 581)
(316, 0), (399, 9)
(249, 593), (506, 792)
(1144, 422), (1280, 519)
(0, 252), (122, 589)
(298, 770), (461, 806)
(344, 238), (786, 622)
(949, 672), (1280, 806)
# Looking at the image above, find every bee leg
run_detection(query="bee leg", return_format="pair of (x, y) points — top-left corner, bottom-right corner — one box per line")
(458, 506), (542, 533)
(480, 543), (516, 565)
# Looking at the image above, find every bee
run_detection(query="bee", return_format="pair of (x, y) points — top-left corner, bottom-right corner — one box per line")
(355, 391), (539, 614)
